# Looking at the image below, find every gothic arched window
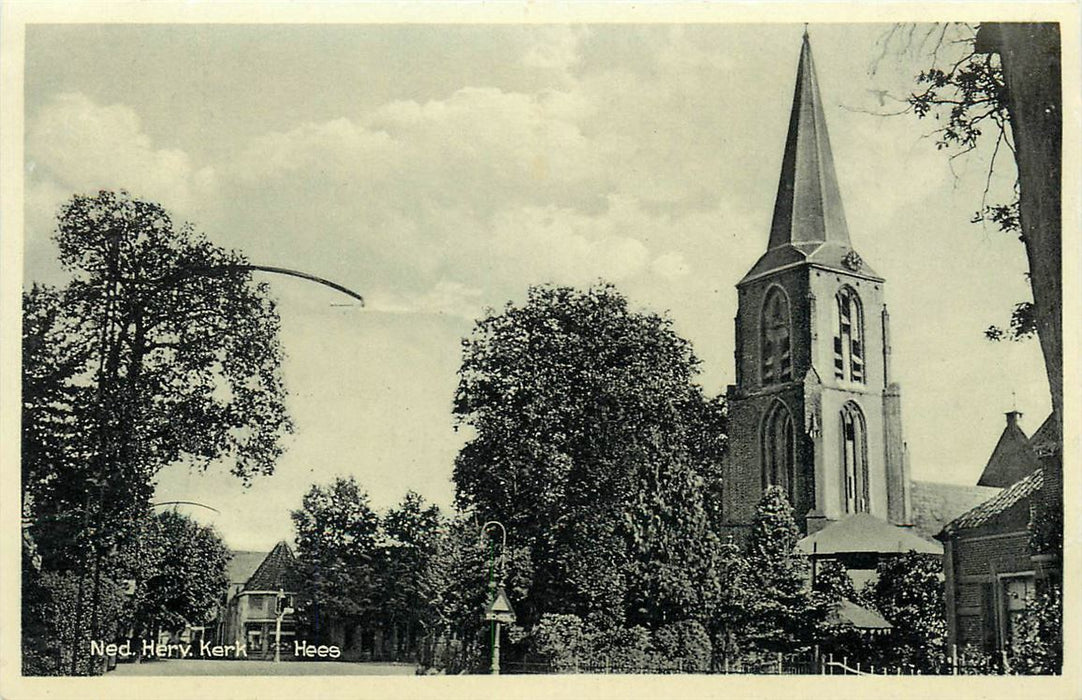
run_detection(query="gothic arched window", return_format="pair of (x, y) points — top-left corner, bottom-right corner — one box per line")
(840, 402), (870, 514)
(833, 286), (865, 383)
(762, 400), (796, 504)
(761, 287), (792, 385)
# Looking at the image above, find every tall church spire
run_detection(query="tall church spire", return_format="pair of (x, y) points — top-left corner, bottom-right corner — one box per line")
(769, 31), (850, 250)
(741, 31), (877, 283)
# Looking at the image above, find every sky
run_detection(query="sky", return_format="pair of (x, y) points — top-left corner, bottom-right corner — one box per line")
(22, 22), (1050, 551)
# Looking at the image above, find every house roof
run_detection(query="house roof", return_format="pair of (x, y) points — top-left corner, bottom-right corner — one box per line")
(940, 468), (1043, 537)
(797, 513), (942, 556)
(909, 480), (1002, 540)
(978, 412), (1040, 487)
(829, 599), (892, 631)
(227, 551), (269, 586)
(244, 541), (301, 592)
(1029, 413), (1059, 457)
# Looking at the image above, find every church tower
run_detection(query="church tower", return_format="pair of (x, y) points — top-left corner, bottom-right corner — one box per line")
(724, 31), (912, 534)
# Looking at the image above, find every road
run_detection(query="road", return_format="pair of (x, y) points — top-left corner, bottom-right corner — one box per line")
(111, 658), (420, 675)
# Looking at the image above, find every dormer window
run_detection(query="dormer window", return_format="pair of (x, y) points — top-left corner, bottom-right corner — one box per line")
(761, 287), (792, 385)
(833, 286), (864, 383)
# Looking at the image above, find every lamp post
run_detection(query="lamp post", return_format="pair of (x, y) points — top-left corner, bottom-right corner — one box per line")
(480, 521), (514, 675)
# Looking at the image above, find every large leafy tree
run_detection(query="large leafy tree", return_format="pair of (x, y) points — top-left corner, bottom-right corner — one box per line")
(125, 511), (231, 641)
(291, 476), (382, 644)
(452, 283), (727, 632)
(374, 491), (443, 659)
(22, 190), (292, 672)
(23, 191), (291, 553)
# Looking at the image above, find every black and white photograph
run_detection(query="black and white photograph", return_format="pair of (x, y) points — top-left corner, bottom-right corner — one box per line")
(1, 3), (1077, 698)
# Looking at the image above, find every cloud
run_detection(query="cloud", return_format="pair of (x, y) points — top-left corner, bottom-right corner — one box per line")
(26, 93), (216, 217)
(522, 26), (590, 72)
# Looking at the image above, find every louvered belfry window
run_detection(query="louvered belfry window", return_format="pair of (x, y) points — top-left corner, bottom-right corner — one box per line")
(833, 287), (864, 383)
(761, 287), (793, 385)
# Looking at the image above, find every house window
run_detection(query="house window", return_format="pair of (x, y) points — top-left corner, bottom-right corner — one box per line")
(762, 401), (796, 505)
(840, 402), (869, 514)
(761, 287), (793, 385)
(1000, 574), (1036, 651)
(834, 287), (865, 383)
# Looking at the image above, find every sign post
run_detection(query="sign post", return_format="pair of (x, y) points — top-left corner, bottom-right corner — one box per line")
(482, 587), (516, 675)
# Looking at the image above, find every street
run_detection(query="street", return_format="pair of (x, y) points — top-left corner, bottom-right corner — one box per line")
(111, 659), (420, 676)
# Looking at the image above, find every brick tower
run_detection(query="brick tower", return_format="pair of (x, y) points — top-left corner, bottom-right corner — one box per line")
(723, 31), (912, 534)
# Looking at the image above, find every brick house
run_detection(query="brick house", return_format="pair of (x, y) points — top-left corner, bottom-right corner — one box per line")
(937, 412), (1059, 661)
(218, 541), (301, 659)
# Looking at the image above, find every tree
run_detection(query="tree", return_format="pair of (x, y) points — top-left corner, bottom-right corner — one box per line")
(707, 535), (752, 669)
(866, 551), (946, 672)
(125, 511), (231, 644)
(451, 283), (727, 632)
(743, 486), (826, 654)
(22, 190), (293, 673)
(374, 491), (442, 659)
(291, 476), (382, 645)
(416, 513), (534, 673)
(906, 23), (1062, 422)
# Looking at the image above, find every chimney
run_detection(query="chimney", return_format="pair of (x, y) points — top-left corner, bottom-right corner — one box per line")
(1005, 410), (1023, 429)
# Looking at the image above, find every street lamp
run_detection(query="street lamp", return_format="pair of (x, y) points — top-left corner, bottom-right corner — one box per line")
(480, 521), (515, 675)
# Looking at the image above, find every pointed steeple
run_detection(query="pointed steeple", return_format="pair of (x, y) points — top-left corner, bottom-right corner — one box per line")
(740, 31), (879, 284)
(769, 31), (850, 249)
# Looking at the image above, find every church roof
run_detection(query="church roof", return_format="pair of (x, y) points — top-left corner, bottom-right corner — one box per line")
(797, 513), (942, 556)
(977, 411), (1041, 487)
(909, 480), (1002, 539)
(244, 540), (301, 592)
(940, 468), (1043, 537)
(741, 32), (879, 285)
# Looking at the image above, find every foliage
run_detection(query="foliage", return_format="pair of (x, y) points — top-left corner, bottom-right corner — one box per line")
(22, 191), (291, 674)
(908, 28), (1008, 154)
(904, 26), (1041, 344)
(743, 486), (826, 654)
(706, 535), (752, 667)
(291, 476), (382, 643)
(526, 613), (594, 672)
(416, 513), (534, 673)
(866, 551), (947, 672)
(1009, 583), (1062, 675)
(451, 282), (727, 632)
(23, 568), (127, 676)
(651, 620), (712, 672)
(127, 510), (231, 636)
(812, 558), (858, 605)
(371, 491), (442, 658)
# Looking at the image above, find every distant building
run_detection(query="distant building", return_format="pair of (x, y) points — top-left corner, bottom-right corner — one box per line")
(938, 412), (1060, 660)
(218, 541), (301, 659)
